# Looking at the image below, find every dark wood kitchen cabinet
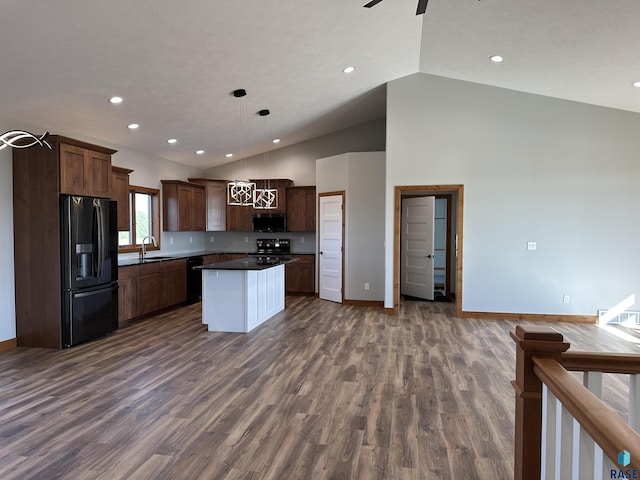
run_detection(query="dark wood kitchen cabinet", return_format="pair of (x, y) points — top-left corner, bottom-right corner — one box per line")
(226, 203), (253, 231)
(13, 135), (117, 348)
(119, 258), (187, 322)
(138, 263), (163, 316)
(118, 265), (139, 323)
(189, 178), (227, 231)
(59, 141), (114, 198)
(285, 255), (315, 295)
(286, 186), (316, 232)
(111, 166), (133, 231)
(161, 180), (206, 232)
(161, 259), (187, 307)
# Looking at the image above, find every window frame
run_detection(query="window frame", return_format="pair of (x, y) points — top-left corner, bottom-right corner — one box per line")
(118, 184), (161, 254)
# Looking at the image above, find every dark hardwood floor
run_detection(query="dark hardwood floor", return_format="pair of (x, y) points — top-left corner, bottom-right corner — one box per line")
(0, 297), (637, 479)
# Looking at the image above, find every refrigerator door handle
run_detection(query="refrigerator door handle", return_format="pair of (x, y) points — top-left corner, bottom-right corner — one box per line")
(95, 201), (104, 279)
(73, 285), (118, 299)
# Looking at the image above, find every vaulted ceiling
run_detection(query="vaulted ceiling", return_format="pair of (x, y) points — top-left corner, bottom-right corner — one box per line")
(1, 0), (638, 169)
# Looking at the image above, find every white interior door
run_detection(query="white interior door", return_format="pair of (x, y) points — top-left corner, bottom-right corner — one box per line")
(319, 194), (343, 303)
(401, 196), (435, 300)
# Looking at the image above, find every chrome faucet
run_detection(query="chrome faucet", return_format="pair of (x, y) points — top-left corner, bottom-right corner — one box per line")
(140, 235), (157, 261)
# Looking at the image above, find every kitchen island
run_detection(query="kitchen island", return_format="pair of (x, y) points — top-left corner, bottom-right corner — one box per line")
(197, 257), (296, 333)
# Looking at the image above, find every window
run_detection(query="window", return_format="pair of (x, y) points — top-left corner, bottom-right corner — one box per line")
(118, 185), (160, 253)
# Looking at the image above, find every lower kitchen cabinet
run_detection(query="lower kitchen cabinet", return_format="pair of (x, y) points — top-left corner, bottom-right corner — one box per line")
(118, 265), (139, 323)
(118, 258), (187, 323)
(285, 255), (315, 295)
(161, 259), (187, 307)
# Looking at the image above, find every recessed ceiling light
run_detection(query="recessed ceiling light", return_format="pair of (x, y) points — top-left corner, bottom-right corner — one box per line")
(109, 96), (124, 104)
(225, 153), (233, 158)
(272, 138), (281, 144)
(167, 138), (177, 144)
(127, 123), (139, 130)
(195, 150), (205, 155)
(342, 66), (355, 74)
(490, 55), (504, 63)
(633, 81), (640, 88)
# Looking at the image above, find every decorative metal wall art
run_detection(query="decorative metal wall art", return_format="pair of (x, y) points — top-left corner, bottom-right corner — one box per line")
(0, 130), (52, 150)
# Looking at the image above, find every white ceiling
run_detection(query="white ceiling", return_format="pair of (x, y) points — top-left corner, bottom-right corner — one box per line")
(1, 0), (639, 169)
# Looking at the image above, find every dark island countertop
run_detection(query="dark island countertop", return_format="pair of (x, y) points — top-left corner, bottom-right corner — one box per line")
(118, 250), (314, 267)
(196, 257), (299, 271)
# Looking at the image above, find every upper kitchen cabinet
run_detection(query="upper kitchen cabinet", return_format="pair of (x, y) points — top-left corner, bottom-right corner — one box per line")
(161, 180), (206, 232)
(188, 178), (227, 231)
(287, 186), (316, 232)
(111, 166), (133, 231)
(59, 139), (115, 198)
(13, 135), (116, 199)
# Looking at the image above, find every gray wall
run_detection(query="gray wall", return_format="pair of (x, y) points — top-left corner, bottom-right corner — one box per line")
(204, 118), (386, 185)
(385, 73), (640, 315)
(317, 152), (386, 301)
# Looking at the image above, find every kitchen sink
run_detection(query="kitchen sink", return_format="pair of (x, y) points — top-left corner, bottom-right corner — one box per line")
(142, 256), (174, 262)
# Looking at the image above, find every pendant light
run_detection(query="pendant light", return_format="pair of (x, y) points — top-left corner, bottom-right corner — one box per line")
(227, 89), (255, 206)
(253, 108), (278, 210)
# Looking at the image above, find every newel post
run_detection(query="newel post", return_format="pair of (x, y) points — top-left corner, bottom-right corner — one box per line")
(511, 325), (570, 480)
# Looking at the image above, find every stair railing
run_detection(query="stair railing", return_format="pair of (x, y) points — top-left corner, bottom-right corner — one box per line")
(512, 325), (640, 480)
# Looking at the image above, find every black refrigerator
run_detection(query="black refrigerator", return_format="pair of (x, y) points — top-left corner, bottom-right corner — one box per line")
(60, 196), (119, 347)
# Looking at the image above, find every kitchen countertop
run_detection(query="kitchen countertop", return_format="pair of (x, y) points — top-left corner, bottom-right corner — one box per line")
(118, 250), (314, 267)
(196, 257), (299, 271)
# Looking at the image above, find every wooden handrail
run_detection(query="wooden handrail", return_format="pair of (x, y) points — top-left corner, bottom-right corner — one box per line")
(561, 351), (640, 374)
(533, 356), (640, 470)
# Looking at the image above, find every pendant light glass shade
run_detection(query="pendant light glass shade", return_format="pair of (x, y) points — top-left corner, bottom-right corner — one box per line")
(253, 185), (278, 209)
(227, 180), (256, 206)
(252, 109), (278, 209)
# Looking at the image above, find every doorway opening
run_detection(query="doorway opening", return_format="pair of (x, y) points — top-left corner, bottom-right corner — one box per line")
(393, 184), (464, 317)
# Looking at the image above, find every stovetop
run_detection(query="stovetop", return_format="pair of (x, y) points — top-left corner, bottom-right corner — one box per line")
(256, 238), (290, 255)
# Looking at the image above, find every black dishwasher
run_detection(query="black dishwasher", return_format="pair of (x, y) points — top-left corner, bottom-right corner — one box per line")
(186, 256), (203, 303)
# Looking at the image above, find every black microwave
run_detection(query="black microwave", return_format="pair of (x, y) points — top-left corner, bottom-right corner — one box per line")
(253, 213), (286, 232)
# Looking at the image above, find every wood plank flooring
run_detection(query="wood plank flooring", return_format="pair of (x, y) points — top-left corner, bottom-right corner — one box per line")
(0, 297), (638, 479)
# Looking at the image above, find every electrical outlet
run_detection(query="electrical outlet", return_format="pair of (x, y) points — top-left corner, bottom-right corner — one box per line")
(527, 241), (537, 251)
(364, 283), (370, 291)
(189, 236), (193, 244)
(300, 237), (305, 243)
(244, 236), (248, 243)
(563, 294), (570, 304)
(210, 236), (215, 243)
(169, 237), (173, 245)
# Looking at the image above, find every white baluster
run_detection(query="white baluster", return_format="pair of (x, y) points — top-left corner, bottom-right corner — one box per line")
(542, 384), (557, 480)
(559, 404), (575, 479)
(579, 372), (604, 480)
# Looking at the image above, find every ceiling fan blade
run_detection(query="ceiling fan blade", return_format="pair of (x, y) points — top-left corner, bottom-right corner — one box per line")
(363, 0), (385, 8)
(416, 0), (429, 15)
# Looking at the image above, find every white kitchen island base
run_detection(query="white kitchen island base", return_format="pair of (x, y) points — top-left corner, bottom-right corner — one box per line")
(202, 263), (285, 333)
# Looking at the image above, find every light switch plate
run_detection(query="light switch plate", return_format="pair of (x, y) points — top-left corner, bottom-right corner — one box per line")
(527, 241), (537, 251)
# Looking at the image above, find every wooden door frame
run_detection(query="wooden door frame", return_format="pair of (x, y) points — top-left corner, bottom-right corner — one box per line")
(317, 191), (346, 303)
(392, 184), (464, 317)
